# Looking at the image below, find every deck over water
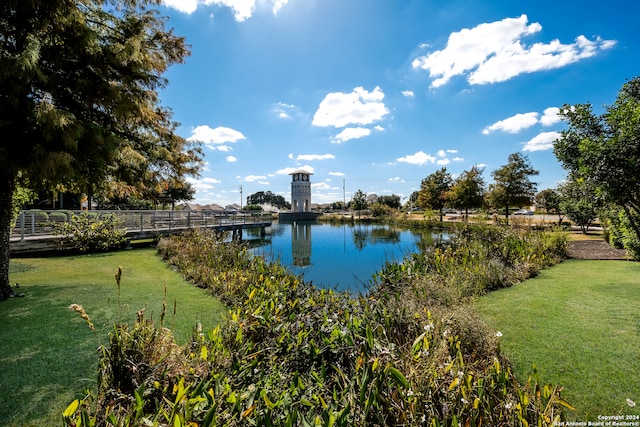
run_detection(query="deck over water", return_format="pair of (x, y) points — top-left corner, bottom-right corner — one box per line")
(10, 209), (272, 255)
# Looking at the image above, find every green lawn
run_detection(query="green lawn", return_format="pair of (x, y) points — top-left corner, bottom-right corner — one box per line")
(476, 259), (640, 420)
(1, 248), (227, 427)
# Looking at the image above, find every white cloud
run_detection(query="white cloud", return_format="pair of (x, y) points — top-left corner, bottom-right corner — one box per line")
(296, 154), (335, 161)
(312, 86), (389, 128)
(202, 177), (222, 184)
(187, 125), (246, 146)
(484, 107), (562, 135)
(162, 0), (289, 20)
(332, 127), (371, 143)
(226, 155), (237, 162)
(522, 131), (561, 151)
(276, 165), (315, 175)
(402, 90), (415, 97)
(329, 171), (345, 177)
(388, 177), (405, 183)
(271, 0), (288, 14)
(540, 107), (561, 126)
(437, 158), (450, 166)
(162, 0), (198, 13)
(312, 182), (333, 190)
(186, 176), (221, 191)
(483, 112), (539, 134)
(244, 175), (267, 182)
(274, 102), (298, 120)
(396, 151), (436, 166)
(412, 14), (615, 88)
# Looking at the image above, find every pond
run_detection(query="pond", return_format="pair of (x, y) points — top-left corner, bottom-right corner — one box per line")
(249, 221), (445, 293)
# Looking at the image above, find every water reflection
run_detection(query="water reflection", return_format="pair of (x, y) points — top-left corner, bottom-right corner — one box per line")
(291, 222), (312, 266)
(251, 221), (445, 292)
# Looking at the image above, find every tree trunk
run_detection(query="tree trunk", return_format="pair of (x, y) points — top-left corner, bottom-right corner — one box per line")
(0, 172), (17, 301)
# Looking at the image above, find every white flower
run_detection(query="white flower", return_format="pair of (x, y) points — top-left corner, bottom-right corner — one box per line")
(495, 331), (503, 337)
(421, 414), (426, 423)
(406, 388), (414, 397)
(505, 401), (513, 410)
(627, 398), (636, 407)
(424, 323), (434, 332)
(461, 398), (469, 405)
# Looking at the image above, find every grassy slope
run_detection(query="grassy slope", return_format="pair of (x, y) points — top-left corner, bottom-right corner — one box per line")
(476, 259), (640, 419)
(1, 248), (227, 427)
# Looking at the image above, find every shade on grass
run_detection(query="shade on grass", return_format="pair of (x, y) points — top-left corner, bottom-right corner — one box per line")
(1, 248), (227, 427)
(476, 259), (640, 420)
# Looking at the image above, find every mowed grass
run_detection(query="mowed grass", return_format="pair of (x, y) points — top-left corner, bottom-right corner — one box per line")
(1, 248), (227, 427)
(476, 259), (640, 420)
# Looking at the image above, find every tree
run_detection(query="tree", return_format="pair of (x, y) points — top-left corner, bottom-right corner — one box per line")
(559, 177), (603, 234)
(448, 166), (485, 219)
(554, 77), (640, 257)
(378, 194), (401, 210)
(535, 188), (564, 225)
(350, 189), (368, 212)
(417, 168), (452, 221)
(487, 153), (538, 225)
(247, 191), (290, 210)
(0, 0), (193, 300)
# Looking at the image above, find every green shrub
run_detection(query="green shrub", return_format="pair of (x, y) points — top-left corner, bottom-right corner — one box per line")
(603, 207), (640, 260)
(50, 212), (126, 253)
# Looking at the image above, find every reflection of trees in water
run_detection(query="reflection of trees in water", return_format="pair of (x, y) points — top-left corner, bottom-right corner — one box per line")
(352, 225), (401, 250)
(414, 229), (448, 254)
(370, 227), (400, 244)
(352, 225), (370, 250)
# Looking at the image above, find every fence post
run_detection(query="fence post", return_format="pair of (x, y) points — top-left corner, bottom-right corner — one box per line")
(187, 211), (191, 229)
(20, 211), (25, 241)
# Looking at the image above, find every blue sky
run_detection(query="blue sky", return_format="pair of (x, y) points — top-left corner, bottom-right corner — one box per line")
(157, 0), (638, 207)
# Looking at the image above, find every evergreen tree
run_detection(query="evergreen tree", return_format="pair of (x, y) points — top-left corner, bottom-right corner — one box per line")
(448, 166), (485, 219)
(417, 168), (452, 221)
(0, 0), (194, 300)
(486, 153), (538, 225)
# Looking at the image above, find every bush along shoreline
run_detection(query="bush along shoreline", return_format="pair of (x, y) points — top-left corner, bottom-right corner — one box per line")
(64, 224), (572, 426)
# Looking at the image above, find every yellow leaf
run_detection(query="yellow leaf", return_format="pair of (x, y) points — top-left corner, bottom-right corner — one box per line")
(63, 399), (79, 418)
(448, 377), (460, 390)
(201, 346), (208, 360)
(242, 404), (255, 418)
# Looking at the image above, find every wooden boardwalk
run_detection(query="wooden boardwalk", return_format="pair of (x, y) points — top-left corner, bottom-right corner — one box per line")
(10, 209), (272, 255)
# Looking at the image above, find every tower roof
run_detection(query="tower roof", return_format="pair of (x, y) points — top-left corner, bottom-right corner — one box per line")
(289, 169), (313, 175)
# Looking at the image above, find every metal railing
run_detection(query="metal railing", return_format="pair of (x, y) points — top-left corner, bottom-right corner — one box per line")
(11, 209), (273, 241)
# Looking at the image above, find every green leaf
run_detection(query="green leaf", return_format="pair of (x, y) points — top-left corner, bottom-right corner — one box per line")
(387, 366), (409, 388)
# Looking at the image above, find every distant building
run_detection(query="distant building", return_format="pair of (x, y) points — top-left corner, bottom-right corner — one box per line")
(279, 169), (322, 221)
(290, 170), (312, 213)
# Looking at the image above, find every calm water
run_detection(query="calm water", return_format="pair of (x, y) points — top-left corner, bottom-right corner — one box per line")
(249, 221), (442, 293)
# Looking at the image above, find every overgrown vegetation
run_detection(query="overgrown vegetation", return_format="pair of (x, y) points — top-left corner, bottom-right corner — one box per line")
(49, 212), (127, 253)
(63, 224), (571, 426)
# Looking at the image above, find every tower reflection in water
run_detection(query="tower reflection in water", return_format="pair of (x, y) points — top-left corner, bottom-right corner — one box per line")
(291, 221), (312, 266)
